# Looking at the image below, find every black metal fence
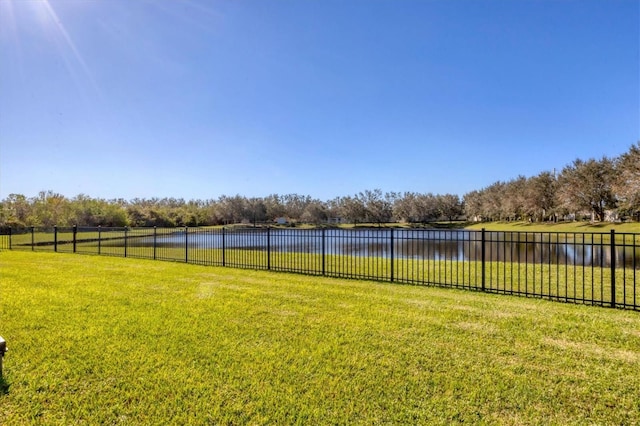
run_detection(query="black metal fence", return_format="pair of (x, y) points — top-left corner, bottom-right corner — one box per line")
(1, 226), (638, 310)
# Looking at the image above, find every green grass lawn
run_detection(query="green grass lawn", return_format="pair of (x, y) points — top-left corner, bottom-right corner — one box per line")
(1, 251), (639, 424)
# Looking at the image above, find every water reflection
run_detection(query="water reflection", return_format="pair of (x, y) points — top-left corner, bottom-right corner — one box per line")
(113, 228), (639, 269)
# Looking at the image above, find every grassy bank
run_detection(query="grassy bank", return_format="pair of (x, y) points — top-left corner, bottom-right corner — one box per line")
(1, 251), (639, 424)
(5, 228), (177, 248)
(465, 220), (640, 234)
(20, 243), (640, 308)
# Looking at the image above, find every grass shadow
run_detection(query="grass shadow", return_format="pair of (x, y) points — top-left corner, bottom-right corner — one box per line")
(422, 221), (471, 229)
(0, 375), (10, 395)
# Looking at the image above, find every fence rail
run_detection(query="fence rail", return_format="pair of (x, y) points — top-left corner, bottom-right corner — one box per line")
(1, 226), (638, 310)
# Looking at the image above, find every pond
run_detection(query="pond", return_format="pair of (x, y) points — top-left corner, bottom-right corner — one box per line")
(115, 228), (640, 269)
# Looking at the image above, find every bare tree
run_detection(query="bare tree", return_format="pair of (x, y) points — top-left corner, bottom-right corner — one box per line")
(301, 200), (328, 224)
(483, 182), (506, 221)
(524, 171), (557, 221)
(502, 176), (527, 221)
(413, 193), (440, 222)
(282, 194), (311, 222)
(437, 194), (463, 222)
(393, 192), (418, 223)
(614, 143), (640, 220)
(463, 190), (484, 221)
(334, 196), (367, 224)
(246, 197), (267, 226)
(217, 195), (248, 224)
(557, 157), (616, 221)
(263, 194), (287, 221)
(356, 189), (394, 225)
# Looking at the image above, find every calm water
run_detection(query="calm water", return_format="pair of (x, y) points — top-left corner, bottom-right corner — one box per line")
(117, 228), (640, 269)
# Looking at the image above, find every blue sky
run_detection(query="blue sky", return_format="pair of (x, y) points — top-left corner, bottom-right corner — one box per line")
(0, 0), (638, 201)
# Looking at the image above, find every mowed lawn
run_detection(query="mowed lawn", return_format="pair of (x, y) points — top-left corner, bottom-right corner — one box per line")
(1, 252), (639, 425)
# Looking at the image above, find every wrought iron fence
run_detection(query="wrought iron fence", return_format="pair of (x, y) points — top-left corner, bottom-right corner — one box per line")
(1, 226), (638, 310)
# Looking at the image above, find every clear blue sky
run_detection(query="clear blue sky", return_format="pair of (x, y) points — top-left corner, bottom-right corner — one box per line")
(1, 0), (638, 201)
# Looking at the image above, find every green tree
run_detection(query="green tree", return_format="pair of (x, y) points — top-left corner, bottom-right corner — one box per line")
(0, 194), (32, 227)
(31, 191), (72, 226)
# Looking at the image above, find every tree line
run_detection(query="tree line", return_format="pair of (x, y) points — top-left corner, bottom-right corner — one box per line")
(464, 143), (639, 222)
(1, 143), (638, 228)
(0, 190), (463, 228)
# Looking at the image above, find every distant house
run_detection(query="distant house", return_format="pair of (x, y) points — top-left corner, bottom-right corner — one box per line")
(325, 217), (345, 225)
(275, 217), (288, 225)
(604, 210), (619, 222)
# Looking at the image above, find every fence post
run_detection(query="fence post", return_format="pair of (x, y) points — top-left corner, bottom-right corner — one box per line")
(31, 226), (35, 251)
(0, 336), (6, 377)
(390, 228), (394, 282)
(610, 229), (616, 308)
(322, 228), (326, 276)
(185, 226), (189, 263)
(54, 226), (58, 252)
(481, 228), (486, 291)
(98, 226), (102, 255)
(222, 227), (226, 267)
(124, 227), (128, 258)
(8, 227), (11, 250)
(153, 226), (157, 260)
(267, 227), (271, 270)
(73, 225), (77, 253)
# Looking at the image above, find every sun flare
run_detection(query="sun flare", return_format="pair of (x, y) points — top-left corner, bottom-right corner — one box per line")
(1, 0), (99, 96)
